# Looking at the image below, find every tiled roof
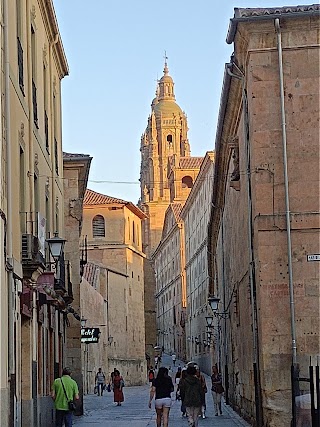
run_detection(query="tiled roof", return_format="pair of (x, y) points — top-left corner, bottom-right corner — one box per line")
(179, 157), (203, 169)
(227, 4), (319, 43)
(84, 189), (127, 206)
(63, 152), (91, 158)
(171, 203), (183, 221)
(234, 4), (319, 18)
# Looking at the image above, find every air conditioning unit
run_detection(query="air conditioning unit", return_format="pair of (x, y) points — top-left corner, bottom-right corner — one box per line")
(21, 234), (40, 261)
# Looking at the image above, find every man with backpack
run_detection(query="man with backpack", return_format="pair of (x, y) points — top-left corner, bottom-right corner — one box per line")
(95, 367), (106, 396)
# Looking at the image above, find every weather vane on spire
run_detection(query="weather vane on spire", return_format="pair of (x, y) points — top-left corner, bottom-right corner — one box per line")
(163, 51), (169, 75)
(164, 51), (168, 66)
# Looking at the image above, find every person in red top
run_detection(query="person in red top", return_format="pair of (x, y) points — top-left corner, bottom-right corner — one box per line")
(112, 369), (124, 406)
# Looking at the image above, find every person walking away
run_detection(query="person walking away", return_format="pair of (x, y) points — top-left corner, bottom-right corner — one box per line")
(149, 366), (174, 427)
(171, 354), (176, 367)
(175, 366), (182, 386)
(176, 368), (187, 417)
(211, 365), (224, 416)
(95, 368), (106, 396)
(52, 367), (79, 427)
(195, 365), (207, 418)
(179, 365), (202, 427)
(113, 369), (125, 406)
(148, 366), (155, 385)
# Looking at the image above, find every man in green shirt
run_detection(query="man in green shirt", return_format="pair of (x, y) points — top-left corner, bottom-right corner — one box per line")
(52, 367), (79, 427)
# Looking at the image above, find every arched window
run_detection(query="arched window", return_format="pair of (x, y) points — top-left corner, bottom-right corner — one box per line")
(132, 220), (135, 243)
(92, 215), (105, 237)
(182, 176), (193, 188)
(167, 134), (173, 143)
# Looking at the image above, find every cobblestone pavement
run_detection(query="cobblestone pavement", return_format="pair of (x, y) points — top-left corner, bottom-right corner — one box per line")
(74, 355), (251, 427)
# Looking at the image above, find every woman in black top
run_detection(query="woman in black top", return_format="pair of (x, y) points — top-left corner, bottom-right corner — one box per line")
(148, 367), (174, 427)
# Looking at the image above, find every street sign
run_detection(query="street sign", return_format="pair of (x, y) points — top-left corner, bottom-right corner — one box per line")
(307, 254), (320, 262)
(81, 327), (100, 343)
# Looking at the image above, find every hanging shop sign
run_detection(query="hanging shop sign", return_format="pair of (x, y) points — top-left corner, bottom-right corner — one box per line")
(81, 327), (100, 343)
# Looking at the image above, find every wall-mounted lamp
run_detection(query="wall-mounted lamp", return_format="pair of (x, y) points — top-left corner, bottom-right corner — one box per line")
(187, 336), (191, 341)
(195, 337), (200, 345)
(205, 316), (214, 328)
(46, 233), (66, 262)
(80, 317), (87, 328)
(108, 336), (113, 345)
(208, 296), (230, 319)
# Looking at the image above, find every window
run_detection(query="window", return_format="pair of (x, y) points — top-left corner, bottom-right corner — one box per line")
(182, 176), (193, 188)
(132, 220), (135, 243)
(167, 134), (173, 143)
(92, 215), (105, 237)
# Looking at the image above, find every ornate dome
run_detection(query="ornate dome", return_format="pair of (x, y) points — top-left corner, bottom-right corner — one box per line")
(153, 100), (182, 117)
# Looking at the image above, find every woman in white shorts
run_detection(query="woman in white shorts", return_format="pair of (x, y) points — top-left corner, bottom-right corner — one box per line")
(148, 367), (174, 427)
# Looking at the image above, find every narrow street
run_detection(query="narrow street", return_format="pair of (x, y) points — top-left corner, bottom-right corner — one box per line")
(74, 354), (250, 427)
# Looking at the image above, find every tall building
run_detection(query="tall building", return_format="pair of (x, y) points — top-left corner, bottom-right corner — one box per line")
(81, 189), (147, 385)
(207, 5), (320, 426)
(139, 61), (201, 360)
(0, 1), (83, 426)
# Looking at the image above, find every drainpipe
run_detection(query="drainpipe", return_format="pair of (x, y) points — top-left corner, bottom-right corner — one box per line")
(275, 18), (297, 426)
(274, 19), (297, 364)
(227, 63), (263, 426)
(4, 0), (17, 425)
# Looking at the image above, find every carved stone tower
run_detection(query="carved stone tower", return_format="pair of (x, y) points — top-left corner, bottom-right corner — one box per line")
(140, 60), (193, 362)
(140, 60), (190, 256)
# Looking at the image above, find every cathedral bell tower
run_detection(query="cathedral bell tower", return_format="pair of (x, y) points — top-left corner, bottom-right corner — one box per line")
(140, 59), (190, 255)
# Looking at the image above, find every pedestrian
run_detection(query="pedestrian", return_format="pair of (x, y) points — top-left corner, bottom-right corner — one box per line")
(171, 354), (176, 367)
(195, 365), (207, 418)
(176, 368), (187, 417)
(95, 367), (106, 396)
(211, 365), (224, 416)
(148, 366), (174, 427)
(51, 367), (79, 427)
(179, 365), (202, 427)
(155, 356), (159, 369)
(109, 367), (117, 386)
(148, 366), (155, 385)
(175, 366), (182, 385)
(112, 369), (125, 406)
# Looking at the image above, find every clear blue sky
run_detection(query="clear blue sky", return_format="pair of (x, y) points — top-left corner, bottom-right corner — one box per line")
(54, 0), (284, 203)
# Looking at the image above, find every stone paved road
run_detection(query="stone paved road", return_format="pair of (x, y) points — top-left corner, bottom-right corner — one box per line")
(74, 355), (251, 427)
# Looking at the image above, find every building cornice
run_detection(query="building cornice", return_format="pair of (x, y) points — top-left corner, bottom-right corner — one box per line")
(38, 0), (69, 78)
(227, 4), (319, 44)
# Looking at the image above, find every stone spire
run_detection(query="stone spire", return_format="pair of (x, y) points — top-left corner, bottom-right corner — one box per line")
(158, 54), (175, 102)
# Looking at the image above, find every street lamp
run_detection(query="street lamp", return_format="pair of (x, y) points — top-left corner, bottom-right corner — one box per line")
(208, 296), (229, 320)
(46, 233), (66, 261)
(205, 316), (214, 328)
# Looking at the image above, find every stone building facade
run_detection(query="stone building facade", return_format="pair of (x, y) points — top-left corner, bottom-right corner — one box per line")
(81, 189), (147, 385)
(207, 5), (320, 426)
(181, 152), (214, 373)
(152, 153), (214, 368)
(63, 152), (92, 414)
(0, 1), (76, 426)
(140, 62), (201, 362)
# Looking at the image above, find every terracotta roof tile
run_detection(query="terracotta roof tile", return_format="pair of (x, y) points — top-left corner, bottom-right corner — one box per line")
(179, 157), (203, 169)
(84, 189), (127, 206)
